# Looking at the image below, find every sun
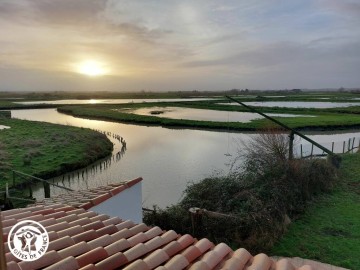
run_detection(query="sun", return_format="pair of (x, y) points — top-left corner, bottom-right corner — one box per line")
(77, 60), (107, 77)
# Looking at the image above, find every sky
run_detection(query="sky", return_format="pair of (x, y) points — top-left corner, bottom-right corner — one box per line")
(0, 0), (359, 92)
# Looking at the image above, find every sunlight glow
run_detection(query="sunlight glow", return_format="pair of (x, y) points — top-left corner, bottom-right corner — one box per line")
(89, 99), (98, 104)
(77, 60), (107, 76)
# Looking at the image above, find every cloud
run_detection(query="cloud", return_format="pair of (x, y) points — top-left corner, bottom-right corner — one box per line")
(0, 0), (359, 90)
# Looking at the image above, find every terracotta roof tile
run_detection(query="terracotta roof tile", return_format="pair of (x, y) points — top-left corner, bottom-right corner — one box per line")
(34, 178), (144, 210)
(43, 211), (67, 219)
(82, 220), (104, 231)
(145, 226), (163, 239)
(201, 249), (228, 269)
(48, 236), (76, 251)
(94, 252), (128, 269)
(43, 256), (79, 270)
(112, 228), (133, 240)
(76, 246), (109, 267)
(2, 187), (336, 270)
(78, 264), (97, 270)
(123, 258), (150, 270)
(2, 218), (17, 227)
(276, 259), (296, 270)
(32, 208), (56, 216)
(232, 247), (252, 264)
(195, 238), (214, 253)
(129, 223), (149, 234)
(144, 249), (170, 268)
(39, 217), (57, 227)
(5, 251), (19, 263)
(124, 242), (150, 262)
(77, 211), (97, 219)
(18, 213), (44, 222)
(177, 234), (195, 248)
(249, 253), (273, 270)
(162, 241), (183, 257)
(5, 210), (33, 220)
(104, 239), (131, 255)
(46, 221), (69, 232)
(89, 213), (109, 222)
(102, 216), (122, 226)
(72, 229), (98, 243)
(128, 232), (149, 247)
(69, 217), (92, 226)
(6, 261), (21, 270)
(57, 213), (78, 223)
(188, 261), (211, 270)
(116, 219), (135, 230)
(144, 236), (166, 251)
(48, 230), (60, 241)
(163, 254), (190, 270)
(182, 245), (203, 263)
(58, 241), (91, 258)
(58, 225), (84, 238)
(18, 250), (62, 270)
(160, 230), (178, 243)
(87, 234), (113, 249)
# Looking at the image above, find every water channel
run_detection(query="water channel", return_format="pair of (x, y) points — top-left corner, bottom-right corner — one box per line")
(11, 108), (360, 208)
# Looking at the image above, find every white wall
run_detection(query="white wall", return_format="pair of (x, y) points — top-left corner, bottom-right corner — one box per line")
(91, 182), (142, 224)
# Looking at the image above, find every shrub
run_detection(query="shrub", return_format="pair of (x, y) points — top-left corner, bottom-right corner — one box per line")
(144, 129), (339, 252)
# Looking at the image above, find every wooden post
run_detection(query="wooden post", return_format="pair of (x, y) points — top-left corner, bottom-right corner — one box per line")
(300, 144), (303, 158)
(189, 208), (203, 237)
(43, 182), (50, 198)
(352, 137), (355, 151)
(310, 144), (314, 157)
(331, 142), (334, 153)
(0, 209), (7, 270)
(13, 170), (15, 187)
(343, 141), (345, 153)
(289, 131), (294, 160)
(28, 183), (33, 198)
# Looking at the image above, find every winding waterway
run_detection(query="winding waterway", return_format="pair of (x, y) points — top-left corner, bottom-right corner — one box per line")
(11, 108), (360, 208)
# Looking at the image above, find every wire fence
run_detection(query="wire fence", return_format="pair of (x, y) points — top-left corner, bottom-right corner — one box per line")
(297, 136), (360, 158)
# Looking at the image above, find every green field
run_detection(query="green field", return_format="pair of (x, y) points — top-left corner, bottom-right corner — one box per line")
(1, 91), (360, 132)
(0, 118), (113, 189)
(271, 152), (360, 269)
(57, 98), (360, 131)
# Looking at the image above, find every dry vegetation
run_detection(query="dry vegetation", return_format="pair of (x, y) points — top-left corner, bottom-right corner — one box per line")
(144, 129), (338, 253)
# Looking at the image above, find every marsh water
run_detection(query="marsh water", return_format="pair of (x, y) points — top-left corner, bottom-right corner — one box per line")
(123, 107), (314, 122)
(11, 108), (360, 208)
(221, 101), (360, 108)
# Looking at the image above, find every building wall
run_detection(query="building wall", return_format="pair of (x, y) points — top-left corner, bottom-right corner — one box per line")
(91, 182), (142, 223)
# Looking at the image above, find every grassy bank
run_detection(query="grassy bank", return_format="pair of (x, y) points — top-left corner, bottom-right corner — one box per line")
(0, 118), (113, 189)
(271, 152), (360, 269)
(58, 102), (360, 131)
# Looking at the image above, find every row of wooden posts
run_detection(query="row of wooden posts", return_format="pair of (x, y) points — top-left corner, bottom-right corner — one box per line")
(300, 137), (360, 158)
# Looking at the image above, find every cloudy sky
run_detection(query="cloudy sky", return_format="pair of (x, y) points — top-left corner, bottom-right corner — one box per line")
(0, 0), (359, 91)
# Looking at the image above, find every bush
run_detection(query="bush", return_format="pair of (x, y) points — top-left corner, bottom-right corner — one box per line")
(144, 129), (339, 252)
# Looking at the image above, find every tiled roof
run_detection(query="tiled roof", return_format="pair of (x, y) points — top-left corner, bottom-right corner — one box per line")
(1, 203), (317, 270)
(34, 177), (143, 210)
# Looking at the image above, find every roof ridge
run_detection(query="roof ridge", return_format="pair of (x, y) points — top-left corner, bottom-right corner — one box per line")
(32, 177), (143, 210)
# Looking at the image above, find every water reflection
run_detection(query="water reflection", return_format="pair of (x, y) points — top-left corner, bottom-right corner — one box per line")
(122, 106), (315, 122)
(11, 109), (360, 208)
(11, 109), (242, 207)
(220, 101), (360, 108)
